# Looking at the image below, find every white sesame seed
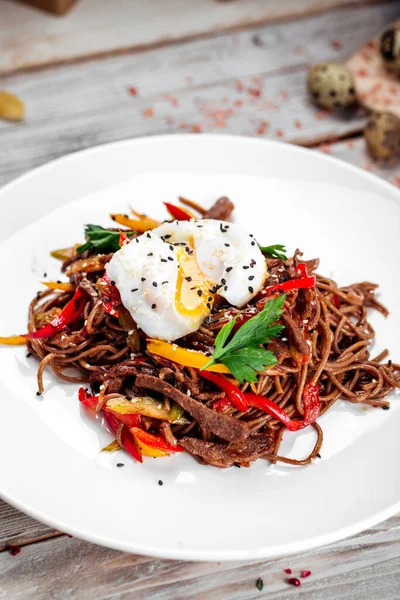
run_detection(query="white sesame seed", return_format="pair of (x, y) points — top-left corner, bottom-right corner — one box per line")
(187, 389), (191, 397)
(128, 330), (134, 335)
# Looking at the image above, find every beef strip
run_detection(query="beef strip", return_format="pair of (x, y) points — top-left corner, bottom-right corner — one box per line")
(267, 337), (291, 364)
(78, 276), (99, 301)
(135, 374), (249, 442)
(180, 433), (275, 468)
(203, 196), (234, 221)
(281, 312), (309, 355)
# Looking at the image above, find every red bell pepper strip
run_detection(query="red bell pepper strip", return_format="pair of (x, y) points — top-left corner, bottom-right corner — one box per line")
(199, 371), (248, 412)
(212, 396), (234, 412)
(24, 288), (87, 340)
(78, 387), (99, 410)
(104, 412), (143, 463)
(119, 231), (130, 247)
(130, 427), (184, 452)
(213, 382), (320, 431)
(295, 262), (308, 277)
(104, 408), (142, 428)
(333, 294), (341, 309)
(263, 275), (316, 297)
(164, 202), (193, 221)
(98, 274), (121, 316)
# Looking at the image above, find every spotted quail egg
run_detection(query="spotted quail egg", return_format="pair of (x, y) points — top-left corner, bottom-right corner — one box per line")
(307, 62), (357, 109)
(364, 111), (400, 160)
(380, 24), (400, 74)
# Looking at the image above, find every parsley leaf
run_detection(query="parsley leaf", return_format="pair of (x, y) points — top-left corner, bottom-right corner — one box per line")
(201, 294), (286, 383)
(77, 225), (135, 255)
(259, 244), (287, 261)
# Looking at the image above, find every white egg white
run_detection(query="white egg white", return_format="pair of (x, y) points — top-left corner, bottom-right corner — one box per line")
(106, 219), (267, 341)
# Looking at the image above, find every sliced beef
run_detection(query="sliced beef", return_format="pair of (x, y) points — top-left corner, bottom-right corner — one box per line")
(180, 433), (275, 468)
(305, 258), (320, 274)
(135, 374), (249, 442)
(268, 337), (291, 364)
(204, 196), (234, 221)
(281, 312), (309, 355)
(78, 276), (99, 301)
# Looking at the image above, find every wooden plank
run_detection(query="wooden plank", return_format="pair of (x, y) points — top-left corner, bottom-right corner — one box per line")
(0, 3), (398, 188)
(0, 500), (61, 551)
(1, 0), (387, 75)
(0, 515), (399, 599)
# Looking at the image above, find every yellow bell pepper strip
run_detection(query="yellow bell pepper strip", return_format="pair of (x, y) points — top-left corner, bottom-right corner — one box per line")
(164, 202), (193, 221)
(130, 208), (161, 228)
(130, 427), (184, 453)
(50, 246), (79, 261)
(135, 439), (169, 458)
(105, 395), (188, 424)
(24, 288), (87, 340)
(101, 440), (121, 452)
(110, 213), (160, 232)
(0, 335), (27, 345)
(146, 339), (231, 373)
(42, 281), (75, 292)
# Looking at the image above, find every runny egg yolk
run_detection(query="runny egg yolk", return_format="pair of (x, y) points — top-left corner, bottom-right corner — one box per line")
(175, 245), (214, 321)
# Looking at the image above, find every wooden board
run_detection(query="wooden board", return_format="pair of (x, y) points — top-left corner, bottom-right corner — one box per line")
(0, 0), (388, 75)
(0, 2), (398, 188)
(1, 513), (399, 599)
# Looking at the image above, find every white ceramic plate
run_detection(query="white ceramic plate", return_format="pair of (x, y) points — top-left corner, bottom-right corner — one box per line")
(1, 135), (400, 561)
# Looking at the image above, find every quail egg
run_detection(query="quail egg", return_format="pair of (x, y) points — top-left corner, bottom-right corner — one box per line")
(380, 24), (400, 74)
(364, 111), (400, 160)
(307, 62), (357, 109)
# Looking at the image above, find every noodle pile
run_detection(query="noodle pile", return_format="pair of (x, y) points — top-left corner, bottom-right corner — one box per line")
(26, 247), (400, 467)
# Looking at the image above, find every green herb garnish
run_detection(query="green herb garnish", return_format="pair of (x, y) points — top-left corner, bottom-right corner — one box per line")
(201, 295), (286, 383)
(77, 224), (135, 254)
(259, 244), (287, 261)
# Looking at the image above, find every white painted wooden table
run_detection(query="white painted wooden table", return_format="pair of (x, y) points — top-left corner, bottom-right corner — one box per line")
(1, 1), (399, 598)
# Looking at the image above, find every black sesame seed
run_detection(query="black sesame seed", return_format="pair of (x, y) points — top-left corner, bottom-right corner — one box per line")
(249, 234), (254, 237)
(248, 275), (255, 281)
(316, 453), (321, 458)
(141, 277), (146, 282)
(117, 463), (124, 467)
(110, 280), (116, 286)
(185, 247), (190, 253)
(26, 352), (32, 358)
(388, 360), (392, 366)
(221, 278), (226, 285)
(151, 304), (156, 309)
(146, 233), (151, 238)
(251, 259), (256, 265)
(243, 266), (250, 270)
(197, 290), (202, 297)
(248, 286), (254, 293)
(382, 405), (390, 410)
(169, 245), (174, 251)
(205, 352), (212, 357)
(162, 281), (168, 285)
(158, 479), (163, 486)
(168, 256), (174, 261)
(208, 296), (212, 301)
(234, 464), (241, 468)
(161, 258), (167, 262)
(43, 272), (47, 278)
(131, 288), (138, 292)
(135, 238), (139, 243)
(251, 241), (256, 246)
(206, 303), (211, 309)
(153, 282), (157, 287)
(226, 266), (233, 272)
(224, 285), (228, 291)
(36, 391), (41, 396)
(197, 224), (203, 228)
(185, 276), (192, 282)
(225, 243), (230, 247)
(164, 234), (171, 239)
(56, 280), (62, 284)
(147, 253), (153, 257)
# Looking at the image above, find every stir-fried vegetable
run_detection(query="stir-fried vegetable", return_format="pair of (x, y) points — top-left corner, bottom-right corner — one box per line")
(101, 440), (121, 452)
(110, 213), (160, 232)
(24, 288), (87, 340)
(130, 428), (183, 453)
(163, 202), (194, 221)
(147, 339), (231, 373)
(0, 335), (27, 346)
(41, 281), (75, 292)
(66, 255), (108, 276)
(105, 396), (188, 424)
(199, 371), (248, 412)
(50, 246), (79, 261)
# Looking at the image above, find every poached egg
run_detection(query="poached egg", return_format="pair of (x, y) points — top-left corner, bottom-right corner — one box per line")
(106, 219), (267, 341)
